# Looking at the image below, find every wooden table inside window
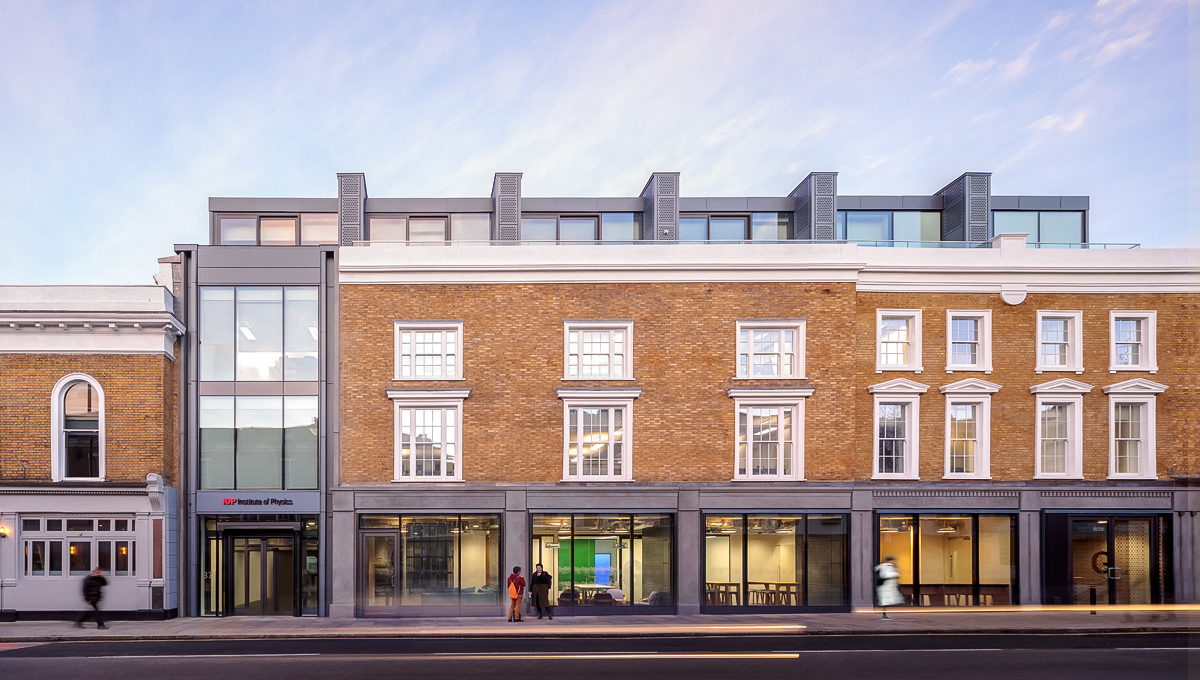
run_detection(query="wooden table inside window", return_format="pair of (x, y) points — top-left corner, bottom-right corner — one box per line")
(705, 582), (741, 606)
(746, 581), (799, 606)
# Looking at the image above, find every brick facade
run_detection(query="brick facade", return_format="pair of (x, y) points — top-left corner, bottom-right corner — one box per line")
(340, 284), (1196, 485)
(0, 351), (178, 484)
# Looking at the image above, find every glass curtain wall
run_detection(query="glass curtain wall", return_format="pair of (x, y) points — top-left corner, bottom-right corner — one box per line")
(200, 286), (318, 382)
(530, 514), (674, 610)
(703, 514), (848, 610)
(199, 396), (318, 490)
(358, 514), (500, 615)
(878, 514), (1016, 607)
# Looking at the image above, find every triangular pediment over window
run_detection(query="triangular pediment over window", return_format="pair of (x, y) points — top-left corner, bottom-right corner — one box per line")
(940, 378), (1003, 395)
(1029, 378), (1094, 395)
(1102, 378), (1168, 395)
(868, 378), (930, 395)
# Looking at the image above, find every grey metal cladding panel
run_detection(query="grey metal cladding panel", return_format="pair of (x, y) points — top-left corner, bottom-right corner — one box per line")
(519, 198), (557, 212)
(1017, 196), (1062, 211)
(1059, 196), (1089, 210)
(746, 197), (794, 212)
(551, 198), (599, 211)
(655, 173), (677, 197)
(196, 246), (321, 268)
(209, 197), (258, 211)
(253, 198), (307, 212)
(678, 198), (706, 212)
(592, 197), (645, 212)
(967, 175), (990, 241)
(525, 490), (679, 510)
(901, 196), (943, 210)
(196, 268), (323, 285)
(696, 492), (852, 510)
(353, 491), (507, 510)
(858, 196), (904, 210)
(990, 196), (1019, 210)
(702, 197), (749, 211)
(366, 197), (500, 213)
(836, 196), (861, 209)
(300, 198), (339, 212)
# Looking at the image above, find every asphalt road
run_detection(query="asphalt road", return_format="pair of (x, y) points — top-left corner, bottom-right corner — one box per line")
(0, 632), (1192, 680)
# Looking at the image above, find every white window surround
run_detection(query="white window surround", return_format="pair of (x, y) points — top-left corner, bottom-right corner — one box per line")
(939, 378), (1001, 480)
(562, 319), (635, 381)
(50, 373), (105, 482)
(945, 310), (993, 374)
(393, 320), (465, 381)
(1108, 310), (1158, 374)
(869, 378), (929, 480)
(733, 319), (807, 379)
(555, 387), (642, 481)
(876, 309), (923, 374)
(1102, 378), (1167, 480)
(1035, 310), (1084, 374)
(1029, 378), (1093, 480)
(385, 388), (470, 482)
(726, 387), (815, 481)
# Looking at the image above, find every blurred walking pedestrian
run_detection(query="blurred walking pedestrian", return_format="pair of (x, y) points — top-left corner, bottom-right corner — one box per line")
(76, 567), (108, 629)
(874, 556), (903, 620)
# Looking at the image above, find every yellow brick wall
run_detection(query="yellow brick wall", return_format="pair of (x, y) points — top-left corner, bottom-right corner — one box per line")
(339, 284), (1197, 484)
(0, 353), (178, 485)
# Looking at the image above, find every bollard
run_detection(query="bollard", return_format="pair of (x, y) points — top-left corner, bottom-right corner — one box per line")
(1089, 585), (1097, 615)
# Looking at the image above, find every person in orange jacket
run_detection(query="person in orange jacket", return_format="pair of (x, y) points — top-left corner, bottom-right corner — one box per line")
(506, 566), (526, 622)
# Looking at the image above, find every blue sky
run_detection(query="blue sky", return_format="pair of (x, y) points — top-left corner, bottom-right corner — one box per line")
(0, 0), (1190, 285)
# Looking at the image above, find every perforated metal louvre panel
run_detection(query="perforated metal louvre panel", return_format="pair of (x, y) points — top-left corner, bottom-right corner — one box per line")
(640, 172), (679, 240)
(812, 172), (837, 239)
(338, 173), (365, 246)
(936, 173), (990, 243)
(967, 174), (991, 242)
(492, 173), (522, 241)
(790, 175), (812, 239)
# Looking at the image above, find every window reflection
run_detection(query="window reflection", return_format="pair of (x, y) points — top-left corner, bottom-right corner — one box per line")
(450, 214), (491, 242)
(600, 213), (641, 242)
(300, 214), (338, 245)
(259, 218), (297, 246)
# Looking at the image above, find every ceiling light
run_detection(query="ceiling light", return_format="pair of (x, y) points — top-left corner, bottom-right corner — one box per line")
(239, 326), (256, 340)
(308, 327), (318, 340)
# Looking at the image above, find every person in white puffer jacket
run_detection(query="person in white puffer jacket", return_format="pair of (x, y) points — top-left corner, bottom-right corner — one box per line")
(874, 557), (904, 620)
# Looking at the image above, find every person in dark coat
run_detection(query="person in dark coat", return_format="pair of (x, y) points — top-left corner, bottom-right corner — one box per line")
(529, 563), (553, 620)
(76, 568), (108, 629)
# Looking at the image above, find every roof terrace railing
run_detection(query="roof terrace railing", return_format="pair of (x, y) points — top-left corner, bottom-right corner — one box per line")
(352, 238), (1139, 249)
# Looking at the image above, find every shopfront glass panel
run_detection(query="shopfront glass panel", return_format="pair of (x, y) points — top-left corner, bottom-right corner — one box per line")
(746, 515), (801, 606)
(69, 541), (91, 575)
(807, 515), (847, 606)
(919, 516), (974, 606)
(978, 516), (1014, 605)
(401, 516), (458, 606)
(634, 514), (673, 606)
(531, 514), (573, 604)
(1072, 519), (1109, 605)
(1114, 520), (1152, 605)
(265, 537), (295, 614)
(878, 515), (915, 588)
(573, 514), (632, 605)
(704, 516), (744, 607)
(459, 516), (501, 605)
(363, 535), (396, 612)
(301, 522), (320, 616)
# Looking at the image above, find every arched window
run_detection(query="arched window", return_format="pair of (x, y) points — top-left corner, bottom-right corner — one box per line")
(51, 374), (105, 481)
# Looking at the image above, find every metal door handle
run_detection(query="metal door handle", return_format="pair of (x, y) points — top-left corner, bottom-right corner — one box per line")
(1107, 567), (1122, 580)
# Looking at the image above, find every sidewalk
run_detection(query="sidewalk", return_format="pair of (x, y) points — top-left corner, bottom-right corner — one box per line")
(0, 607), (1194, 643)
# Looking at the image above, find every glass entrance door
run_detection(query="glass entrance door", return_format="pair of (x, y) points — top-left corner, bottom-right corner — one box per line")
(230, 535), (296, 615)
(1070, 517), (1157, 605)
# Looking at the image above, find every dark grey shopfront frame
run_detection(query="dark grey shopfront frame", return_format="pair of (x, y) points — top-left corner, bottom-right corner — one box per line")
(872, 510), (1020, 608)
(528, 512), (677, 616)
(700, 511), (850, 614)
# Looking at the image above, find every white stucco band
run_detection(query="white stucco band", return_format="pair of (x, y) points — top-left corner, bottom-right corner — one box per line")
(0, 286), (183, 358)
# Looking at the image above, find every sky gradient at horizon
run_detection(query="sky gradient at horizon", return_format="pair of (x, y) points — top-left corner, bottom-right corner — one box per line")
(0, 0), (1191, 285)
